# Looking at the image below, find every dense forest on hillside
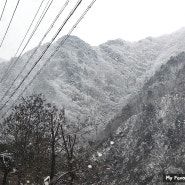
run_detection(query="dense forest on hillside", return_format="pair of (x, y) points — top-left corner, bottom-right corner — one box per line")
(1, 30), (185, 184)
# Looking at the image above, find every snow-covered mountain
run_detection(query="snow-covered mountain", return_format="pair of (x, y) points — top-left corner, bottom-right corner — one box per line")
(2, 28), (185, 184)
(83, 52), (185, 185)
(1, 28), (185, 133)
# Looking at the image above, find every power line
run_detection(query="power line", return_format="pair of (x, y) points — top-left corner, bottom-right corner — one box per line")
(0, 0), (53, 96)
(0, 0), (83, 113)
(1, 0), (70, 86)
(0, 0), (70, 103)
(0, 0), (21, 47)
(0, 0), (53, 84)
(14, 0), (46, 57)
(0, 0), (97, 120)
(13, 0), (54, 57)
(0, 0), (8, 21)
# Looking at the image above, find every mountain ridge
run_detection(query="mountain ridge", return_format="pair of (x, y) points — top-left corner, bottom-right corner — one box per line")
(1, 29), (185, 184)
(1, 29), (185, 136)
(81, 51), (185, 184)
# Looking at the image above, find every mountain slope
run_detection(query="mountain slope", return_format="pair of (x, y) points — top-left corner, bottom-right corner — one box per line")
(85, 52), (185, 185)
(1, 29), (185, 133)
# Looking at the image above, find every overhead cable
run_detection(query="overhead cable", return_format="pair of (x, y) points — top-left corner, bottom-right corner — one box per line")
(0, 0), (70, 103)
(14, 0), (46, 57)
(0, 0), (83, 112)
(0, 0), (21, 47)
(0, 0), (8, 21)
(0, 0), (97, 120)
(0, 0), (53, 84)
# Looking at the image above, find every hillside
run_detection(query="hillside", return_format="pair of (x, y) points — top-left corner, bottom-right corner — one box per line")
(1, 28), (185, 136)
(82, 52), (185, 184)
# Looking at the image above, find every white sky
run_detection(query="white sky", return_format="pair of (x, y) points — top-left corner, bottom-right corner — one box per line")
(0, 0), (185, 60)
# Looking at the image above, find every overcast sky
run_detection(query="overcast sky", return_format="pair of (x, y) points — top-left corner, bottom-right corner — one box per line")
(0, 0), (185, 60)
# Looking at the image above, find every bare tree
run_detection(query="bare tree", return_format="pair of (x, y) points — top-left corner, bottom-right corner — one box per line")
(45, 105), (66, 181)
(60, 122), (76, 185)
(2, 94), (51, 184)
(1, 94), (91, 185)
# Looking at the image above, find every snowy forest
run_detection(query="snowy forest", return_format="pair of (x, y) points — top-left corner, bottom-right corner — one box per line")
(1, 28), (185, 184)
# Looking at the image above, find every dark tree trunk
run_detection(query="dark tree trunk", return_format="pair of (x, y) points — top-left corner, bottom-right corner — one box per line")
(50, 142), (55, 181)
(68, 160), (74, 185)
(3, 169), (8, 185)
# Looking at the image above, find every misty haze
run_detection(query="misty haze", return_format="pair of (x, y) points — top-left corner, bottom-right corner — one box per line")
(1, 0), (185, 185)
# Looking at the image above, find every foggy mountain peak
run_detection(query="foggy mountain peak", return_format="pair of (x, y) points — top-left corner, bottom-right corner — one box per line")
(1, 28), (185, 184)
(1, 28), (185, 134)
